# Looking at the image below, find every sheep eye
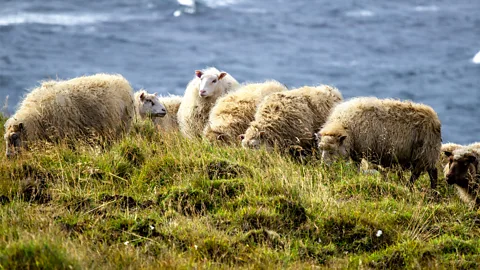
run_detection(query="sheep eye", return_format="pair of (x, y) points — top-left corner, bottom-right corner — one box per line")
(212, 79), (217, 83)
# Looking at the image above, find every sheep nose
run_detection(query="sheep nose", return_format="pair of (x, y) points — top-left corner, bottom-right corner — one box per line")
(161, 108), (166, 112)
(200, 90), (206, 95)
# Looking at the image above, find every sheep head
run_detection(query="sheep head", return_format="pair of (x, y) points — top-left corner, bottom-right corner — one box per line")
(195, 70), (227, 98)
(318, 133), (348, 165)
(445, 149), (479, 187)
(137, 90), (167, 118)
(4, 120), (24, 158)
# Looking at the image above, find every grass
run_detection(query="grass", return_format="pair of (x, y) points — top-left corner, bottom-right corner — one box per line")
(1, 116), (480, 269)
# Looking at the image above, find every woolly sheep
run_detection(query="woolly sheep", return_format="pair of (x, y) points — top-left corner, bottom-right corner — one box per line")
(177, 67), (239, 138)
(4, 74), (135, 157)
(440, 142), (480, 177)
(242, 85), (343, 152)
(203, 80), (287, 144)
(318, 97), (442, 189)
(133, 89), (166, 120)
(444, 146), (480, 206)
(154, 95), (182, 132)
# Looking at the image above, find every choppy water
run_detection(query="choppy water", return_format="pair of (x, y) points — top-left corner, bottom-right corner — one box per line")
(0, 0), (479, 144)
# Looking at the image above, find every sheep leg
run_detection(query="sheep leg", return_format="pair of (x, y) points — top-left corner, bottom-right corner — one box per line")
(408, 169), (422, 189)
(427, 167), (438, 190)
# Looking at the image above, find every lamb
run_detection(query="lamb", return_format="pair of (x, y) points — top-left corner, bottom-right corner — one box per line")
(155, 95), (182, 132)
(443, 142), (480, 178)
(133, 89), (166, 120)
(241, 85), (343, 152)
(444, 146), (480, 206)
(203, 80), (287, 144)
(317, 97), (442, 189)
(4, 73), (135, 157)
(177, 67), (239, 138)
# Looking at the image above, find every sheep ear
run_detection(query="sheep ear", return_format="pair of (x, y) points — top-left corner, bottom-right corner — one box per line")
(218, 72), (227, 80)
(239, 134), (245, 141)
(339, 135), (347, 144)
(195, 70), (203, 78)
(468, 155), (477, 163)
(19, 123), (24, 131)
(444, 151), (453, 157)
(139, 92), (145, 101)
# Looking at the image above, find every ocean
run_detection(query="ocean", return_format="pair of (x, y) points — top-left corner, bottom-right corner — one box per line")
(0, 0), (479, 144)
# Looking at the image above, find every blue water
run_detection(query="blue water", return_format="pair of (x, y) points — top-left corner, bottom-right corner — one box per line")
(0, 0), (479, 144)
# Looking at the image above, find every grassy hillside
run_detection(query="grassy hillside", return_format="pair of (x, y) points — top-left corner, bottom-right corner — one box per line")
(0, 118), (479, 269)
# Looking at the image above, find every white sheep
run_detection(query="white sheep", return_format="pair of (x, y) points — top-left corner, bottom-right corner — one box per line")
(203, 80), (287, 144)
(318, 97), (442, 189)
(241, 85), (343, 152)
(4, 74), (135, 157)
(155, 95), (182, 132)
(133, 89), (166, 120)
(177, 67), (239, 138)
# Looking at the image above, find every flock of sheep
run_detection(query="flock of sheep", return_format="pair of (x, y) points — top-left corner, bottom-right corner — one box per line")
(3, 68), (479, 207)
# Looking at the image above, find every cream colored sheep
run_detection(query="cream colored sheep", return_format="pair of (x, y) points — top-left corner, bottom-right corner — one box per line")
(444, 146), (480, 206)
(134, 89), (166, 120)
(318, 97), (442, 189)
(203, 80), (287, 144)
(242, 85), (343, 152)
(4, 74), (135, 157)
(177, 67), (239, 138)
(155, 95), (182, 132)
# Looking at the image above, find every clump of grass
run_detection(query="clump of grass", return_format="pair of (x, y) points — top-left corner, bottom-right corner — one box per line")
(1, 119), (480, 268)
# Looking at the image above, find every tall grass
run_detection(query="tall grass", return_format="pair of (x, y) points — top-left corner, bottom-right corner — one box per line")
(0, 117), (479, 269)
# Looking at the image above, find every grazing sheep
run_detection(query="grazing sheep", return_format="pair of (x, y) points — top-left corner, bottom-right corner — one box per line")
(134, 89), (166, 120)
(4, 74), (135, 157)
(318, 97), (442, 189)
(443, 142), (480, 178)
(203, 80), (287, 143)
(155, 95), (182, 132)
(242, 85), (343, 152)
(444, 146), (480, 206)
(177, 67), (239, 138)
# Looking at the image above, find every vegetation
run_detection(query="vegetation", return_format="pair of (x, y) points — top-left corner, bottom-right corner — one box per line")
(1, 117), (479, 269)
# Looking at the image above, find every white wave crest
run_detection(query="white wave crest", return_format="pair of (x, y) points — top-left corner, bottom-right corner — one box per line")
(200, 0), (244, 8)
(414, 5), (439, 12)
(0, 12), (111, 26)
(472, 51), (480, 64)
(345, 10), (375, 18)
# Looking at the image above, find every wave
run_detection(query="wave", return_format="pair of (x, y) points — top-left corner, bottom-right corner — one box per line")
(0, 12), (112, 26)
(414, 5), (439, 12)
(472, 51), (480, 64)
(345, 10), (375, 18)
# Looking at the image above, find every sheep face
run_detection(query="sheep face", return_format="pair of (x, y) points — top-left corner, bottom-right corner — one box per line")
(138, 92), (167, 118)
(195, 70), (227, 97)
(445, 151), (478, 187)
(4, 122), (24, 158)
(318, 135), (348, 165)
(241, 130), (269, 150)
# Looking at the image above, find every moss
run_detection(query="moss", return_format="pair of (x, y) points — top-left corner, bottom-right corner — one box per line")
(0, 241), (80, 270)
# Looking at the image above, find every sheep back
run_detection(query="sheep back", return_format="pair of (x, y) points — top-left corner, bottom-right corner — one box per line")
(243, 85), (343, 150)
(7, 73), (134, 143)
(203, 80), (287, 143)
(319, 97), (442, 171)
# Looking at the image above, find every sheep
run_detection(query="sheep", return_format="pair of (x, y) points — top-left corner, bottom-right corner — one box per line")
(203, 80), (287, 144)
(154, 95), (182, 132)
(442, 142), (480, 178)
(317, 97), (442, 189)
(133, 89), (166, 120)
(444, 146), (480, 206)
(177, 67), (239, 138)
(241, 85), (343, 153)
(4, 73), (135, 157)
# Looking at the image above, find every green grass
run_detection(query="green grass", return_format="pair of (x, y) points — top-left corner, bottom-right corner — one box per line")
(1, 117), (479, 269)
